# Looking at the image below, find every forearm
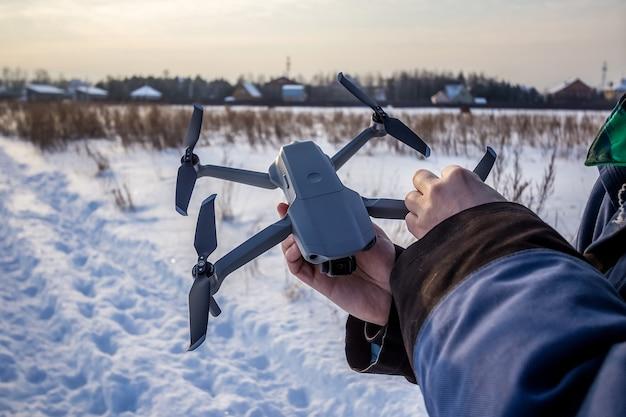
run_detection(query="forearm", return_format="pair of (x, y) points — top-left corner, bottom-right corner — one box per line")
(393, 202), (626, 416)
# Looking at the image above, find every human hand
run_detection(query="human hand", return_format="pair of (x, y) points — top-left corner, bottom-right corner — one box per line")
(277, 203), (395, 326)
(405, 165), (506, 239)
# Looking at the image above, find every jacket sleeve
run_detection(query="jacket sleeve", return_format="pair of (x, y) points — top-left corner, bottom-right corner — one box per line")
(345, 245), (416, 383)
(393, 201), (626, 416)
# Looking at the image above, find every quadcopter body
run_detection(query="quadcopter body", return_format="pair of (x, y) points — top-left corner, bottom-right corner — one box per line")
(175, 72), (497, 350)
(271, 140), (376, 268)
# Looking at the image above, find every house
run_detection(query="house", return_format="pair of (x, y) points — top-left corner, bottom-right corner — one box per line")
(547, 79), (595, 103)
(604, 78), (626, 102)
(66, 80), (108, 101)
(262, 77), (296, 102)
(130, 85), (162, 101)
(281, 84), (307, 103)
(204, 79), (233, 102)
(24, 84), (66, 101)
(431, 84), (473, 105)
(230, 81), (262, 102)
(75, 85), (108, 101)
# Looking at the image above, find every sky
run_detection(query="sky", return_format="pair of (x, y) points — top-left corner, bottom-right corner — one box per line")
(1, 0), (625, 89)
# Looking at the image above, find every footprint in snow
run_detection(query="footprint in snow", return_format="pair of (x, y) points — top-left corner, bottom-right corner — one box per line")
(287, 387), (310, 409)
(71, 254), (88, 268)
(247, 355), (270, 371)
(53, 241), (72, 254)
(77, 302), (94, 318)
(215, 322), (234, 339)
(38, 296), (57, 320)
(25, 366), (47, 384)
(91, 331), (118, 355)
(72, 278), (95, 297)
(110, 312), (143, 335)
(62, 372), (88, 390)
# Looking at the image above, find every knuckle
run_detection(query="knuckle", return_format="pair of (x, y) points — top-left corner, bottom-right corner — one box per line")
(445, 165), (469, 181)
(429, 181), (444, 197)
(412, 169), (429, 184)
(404, 190), (418, 204)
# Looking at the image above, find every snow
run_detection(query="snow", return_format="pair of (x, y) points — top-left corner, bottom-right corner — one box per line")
(130, 85), (162, 99)
(76, 86), (108, 97)
(0, 125), (598, 416)
(242, 82), (262, 99)
(26, 84), (66, 95)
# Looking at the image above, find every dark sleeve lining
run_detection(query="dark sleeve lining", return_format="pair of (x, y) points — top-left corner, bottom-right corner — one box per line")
(390, 201), (588, 369)
(345, 301), (416, 383)
(344, 245), (417, 383)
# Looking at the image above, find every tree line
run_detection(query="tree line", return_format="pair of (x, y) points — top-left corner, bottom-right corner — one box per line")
(0, 67), (547, 106)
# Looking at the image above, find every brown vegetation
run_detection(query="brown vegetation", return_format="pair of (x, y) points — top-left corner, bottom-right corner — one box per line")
(0, 102), (605, 157)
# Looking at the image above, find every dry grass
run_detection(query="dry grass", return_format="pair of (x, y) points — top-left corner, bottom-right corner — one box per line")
(0, 103), (605, 159)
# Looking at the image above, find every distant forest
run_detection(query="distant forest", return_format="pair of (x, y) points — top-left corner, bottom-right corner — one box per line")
(0, 67), (546, 106)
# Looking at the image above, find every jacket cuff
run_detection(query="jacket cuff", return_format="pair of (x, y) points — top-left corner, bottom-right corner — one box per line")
(344, 244), (416, 383)
(345, 301), (416, 384)
(390, 201), (586, 369)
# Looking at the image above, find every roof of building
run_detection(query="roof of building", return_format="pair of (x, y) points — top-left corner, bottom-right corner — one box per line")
(547, 78), (592, 94)
(76, 85), (108, 97)
(282, 84), (305, 91)
(241, 81), (262, 98)
(444, 84), (467, 100)
(130, 85), (162, 98)
(26, 84), (66, 95)
(267, 76), (298, 86)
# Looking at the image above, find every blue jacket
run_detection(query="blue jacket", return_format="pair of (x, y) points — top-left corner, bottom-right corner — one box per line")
(345, 166), (626, 416)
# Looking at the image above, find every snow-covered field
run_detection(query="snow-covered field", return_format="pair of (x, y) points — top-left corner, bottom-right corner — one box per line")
(0, 124), (599, 416)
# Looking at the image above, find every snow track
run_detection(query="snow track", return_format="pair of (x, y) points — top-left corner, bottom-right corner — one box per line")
(0, 140), (426, 417)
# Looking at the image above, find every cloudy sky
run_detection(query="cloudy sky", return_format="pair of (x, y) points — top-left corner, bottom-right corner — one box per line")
(1, 0), (624, 89)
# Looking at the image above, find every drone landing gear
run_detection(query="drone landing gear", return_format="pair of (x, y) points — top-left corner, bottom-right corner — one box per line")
(321, 256), (357, 276)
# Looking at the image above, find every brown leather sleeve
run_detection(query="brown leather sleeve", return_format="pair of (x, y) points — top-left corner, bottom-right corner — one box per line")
(390, 201), (587, 368)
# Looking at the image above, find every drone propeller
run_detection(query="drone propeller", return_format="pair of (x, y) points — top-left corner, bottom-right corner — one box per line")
(176, 104), (204, 216)
(473, 146), (497, 181)
(337, 72), (431, 158)
(188, 194), (221, 351)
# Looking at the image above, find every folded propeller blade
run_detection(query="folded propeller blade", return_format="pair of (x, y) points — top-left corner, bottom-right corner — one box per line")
(473, 147), (497, 181)
(176, 164), (197, 216)
(384, 117), (431, 158)
(194, 195), (218, 258)
(188, 275), (211, 350)
(337, 72), (379, 111)
(184, 104), (204, 151)
(188, 194), (220, 351)
(175, 105), (204, 216)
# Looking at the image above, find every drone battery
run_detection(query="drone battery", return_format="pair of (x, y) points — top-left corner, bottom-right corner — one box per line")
(321, 256), (357, 276)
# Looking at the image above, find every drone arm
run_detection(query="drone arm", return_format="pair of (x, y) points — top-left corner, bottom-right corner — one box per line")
(197, 164), (277, 189)
(363, 197), (408, 220)
(212, 216), (292, 291)
(331, 126), (385, 171)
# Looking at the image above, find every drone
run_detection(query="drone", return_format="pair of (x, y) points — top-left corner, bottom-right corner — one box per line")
(175, 72), (497, 350)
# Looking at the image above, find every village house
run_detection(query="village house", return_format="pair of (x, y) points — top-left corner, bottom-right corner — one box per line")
(67, 80), (108, 101)
(431, 84), (474, 105)
(130, 85), (162, 101)
(24, 84), (67, 101)
(547, 78), (596, 104)
(228, 81), (262, 102)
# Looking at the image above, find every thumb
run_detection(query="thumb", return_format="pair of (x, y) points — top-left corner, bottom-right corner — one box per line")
(277, 202), (289, 217)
